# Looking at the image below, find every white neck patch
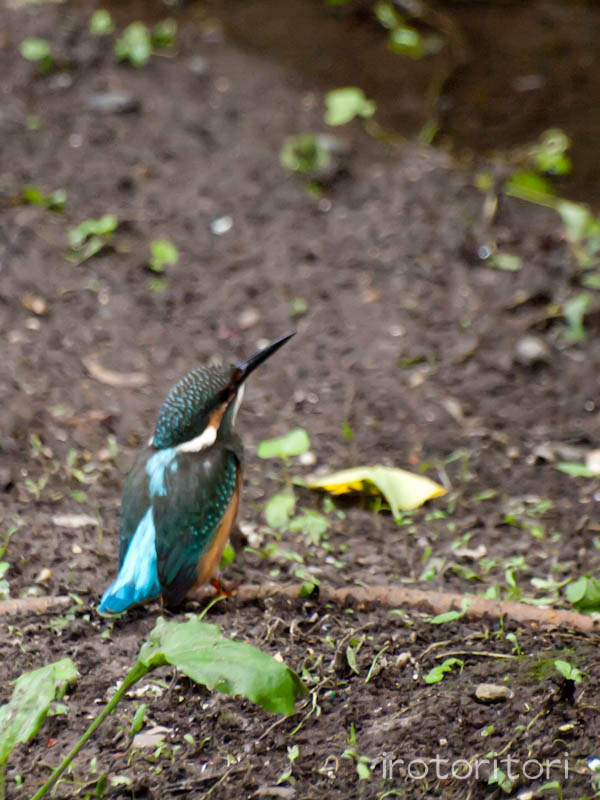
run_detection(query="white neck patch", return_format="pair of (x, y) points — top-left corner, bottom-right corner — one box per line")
(175, 424), (218, 453)
(231, 384), (245, 425)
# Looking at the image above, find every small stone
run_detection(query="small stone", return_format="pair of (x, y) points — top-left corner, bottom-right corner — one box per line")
(298, 451), (317, 466)
(85, 92), (140, 114)
(514, 336), (549, 367)
(35, 567), (52, 584)
(72, 543), (83, 555)
(586, 450), (600, 474)
(396, 652), (411, 668)
(238, 308), (260, 329)
(210, 215), (233, 235)
(22, 294), (47, 315)
(475, 683), (512, 703)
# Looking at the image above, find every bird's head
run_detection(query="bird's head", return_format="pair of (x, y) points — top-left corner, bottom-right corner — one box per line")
(151, 332), (294, 450)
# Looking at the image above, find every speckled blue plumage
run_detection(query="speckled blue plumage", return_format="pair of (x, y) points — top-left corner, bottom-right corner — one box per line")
(153, 365), (234, 448)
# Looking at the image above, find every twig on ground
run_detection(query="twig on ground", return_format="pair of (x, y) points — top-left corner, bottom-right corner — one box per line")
(0, 583), (598, 634)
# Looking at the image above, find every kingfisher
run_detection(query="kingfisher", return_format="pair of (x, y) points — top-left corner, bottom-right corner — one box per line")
(98, 332), (294, 613)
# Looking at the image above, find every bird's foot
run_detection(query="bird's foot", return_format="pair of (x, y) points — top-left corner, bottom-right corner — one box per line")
(210, 577), (241, 598)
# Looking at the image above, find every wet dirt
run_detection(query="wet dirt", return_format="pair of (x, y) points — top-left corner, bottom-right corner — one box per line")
(1, 1), (600, 798)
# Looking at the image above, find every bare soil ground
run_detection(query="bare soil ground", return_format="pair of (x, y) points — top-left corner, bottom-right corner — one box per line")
(1, 2), (600, 798)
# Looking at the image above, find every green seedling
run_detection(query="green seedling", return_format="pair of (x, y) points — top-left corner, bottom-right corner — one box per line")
(277, 744), (299, 785)
(557, 462), (600, 478)
(529, 128), (572, 176)
(0, 658), (78, 800)
(19, 38), (54, 73)
(149, 239), (178, 273)
(68, 214), (118, 264)
(89, 9), (114, 35)
(23, 185), (66, 211)
(424, 657), (464, 684)
(257, 428), (310, 461)
(115, 19), (177, 67)
(554, 659), (584, 684)
(325, 88), (375, 126)
(488, 252), (522, 272)
(374, 1), (443, 58)
(115, 22), (152, 66)
(428, 597), (472, 624)
(562, 293), (591, 343)
(280, 134), (331, 175)
(31, 616), (305, 800)
(151, 19), (177, 49)
(565, 575), (600, 612)
(264, 491), (296, 529)
(342, 723), (371, 780)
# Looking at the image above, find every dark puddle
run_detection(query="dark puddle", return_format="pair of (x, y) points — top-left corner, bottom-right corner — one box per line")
(98, 0), (600, 207)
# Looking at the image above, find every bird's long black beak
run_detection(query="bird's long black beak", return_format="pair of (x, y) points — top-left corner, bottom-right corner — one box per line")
(235, 331), (295, 383)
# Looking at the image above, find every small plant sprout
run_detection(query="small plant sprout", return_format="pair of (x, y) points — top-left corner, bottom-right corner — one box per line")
(280, 134), (331, 175)
(562, 293), (591, 343)
(374, 1), (443, 58)
(68, 214), (118, 264)
(115, 22), (152, 67)
(342, 723), (371, 780)
(19, 38), (54, 73)
(115, 20), (177, 67)
(149, 238), (179, 273)
(257, 428), (310, 462)
(89, 9), (114, 35)
(529, 128), (572, 176)
(325, 88), (376, 126)
(554, 659), (584, 684)
(23, 185), (66, 211)
(424, 657), (464, 684)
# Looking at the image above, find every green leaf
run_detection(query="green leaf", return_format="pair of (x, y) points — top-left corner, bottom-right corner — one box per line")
(20, 38), (52, 62)
(424, 657), (464, 684)
(325, 88), (376, 126)
(288, 511), (329, 544)
(68, 215), (118, 248)
(257, 428), (310, 460)
(557, 462), (599, 478)
(265, 492), (296, 529)
(219, 542), (236, 568)
(428, 599), (472, 624)
(554, 659), (583, 684)
(557, 200), (594, 243)
(137, 617), (306, 715)
(280, 134), (331, 175)
(504, 171), (554, 205)
(308, 465), (445, 518)
(488, 252), (522, 272)
(562, 293), (591, 343)
(129, 703), (148, 736)
(149, 239), (179, 273)
(89, 9), (114, 35)
(151, 19), (177, 49)
(115, 22), (152, 67)
(0, 658), (78, 769)
(565, 575), (600, 612)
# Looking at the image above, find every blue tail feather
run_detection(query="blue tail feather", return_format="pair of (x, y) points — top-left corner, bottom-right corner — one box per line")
(98, 507), (161, 613)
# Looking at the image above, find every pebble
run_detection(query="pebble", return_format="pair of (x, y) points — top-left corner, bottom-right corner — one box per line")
(514, 335), (549, 367)
(84, 92), (140, 114)
(474, 683), (512, 703)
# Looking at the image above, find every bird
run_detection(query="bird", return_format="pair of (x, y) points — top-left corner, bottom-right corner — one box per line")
(98, 331), (294, 613)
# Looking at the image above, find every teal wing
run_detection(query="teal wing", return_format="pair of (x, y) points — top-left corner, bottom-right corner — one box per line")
(153, 448), (239, 606)
(99, 449), (159, 613)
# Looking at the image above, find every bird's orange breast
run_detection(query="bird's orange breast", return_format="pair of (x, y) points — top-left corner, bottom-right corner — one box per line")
(193, 467), (240, 588)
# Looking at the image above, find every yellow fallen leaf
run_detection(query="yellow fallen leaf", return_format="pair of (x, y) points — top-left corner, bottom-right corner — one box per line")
(308, 465), (445, 518)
